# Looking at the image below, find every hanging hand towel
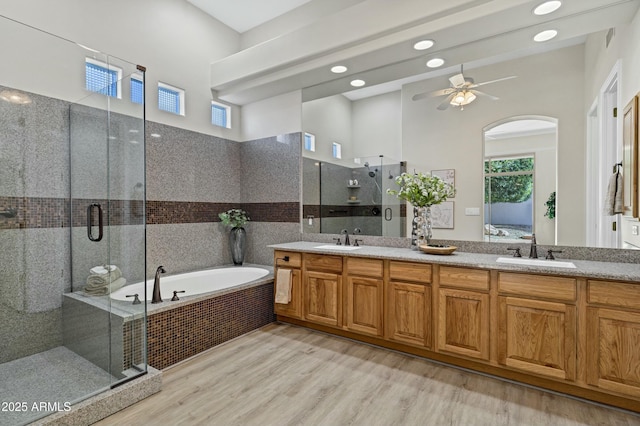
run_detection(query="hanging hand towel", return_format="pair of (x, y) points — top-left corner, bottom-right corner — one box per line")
(605, 172), (624, 215)
(274, 269), (292, 304)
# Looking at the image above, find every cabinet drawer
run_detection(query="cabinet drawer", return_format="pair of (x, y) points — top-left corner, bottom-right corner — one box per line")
(304, 253), (343, 272)
(347, 257), (383, 278)
(498, 272), (576, 302)
(389, 261), (432, 283)
(275, 251), (301, 268)
(439, 266), (489, 291)
(588, 280), (640, 309)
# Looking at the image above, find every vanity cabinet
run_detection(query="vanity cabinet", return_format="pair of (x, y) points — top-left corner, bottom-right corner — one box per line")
(273, 251), (302, 319)
(497, 272), (577, 381)
(303, 254), (343, 327)
(437, 266), (490, 361)
(345, 257), (384, 336)
(586, 280), (640, 398)
(386, 261), (432, 348)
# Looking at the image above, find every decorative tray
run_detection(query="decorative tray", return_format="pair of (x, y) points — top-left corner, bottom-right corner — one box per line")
(418, 244), (457, 255)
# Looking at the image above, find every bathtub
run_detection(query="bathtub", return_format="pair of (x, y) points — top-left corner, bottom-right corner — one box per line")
(110, 266), (270, 302)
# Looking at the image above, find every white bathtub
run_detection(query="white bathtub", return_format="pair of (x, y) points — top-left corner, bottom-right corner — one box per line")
(110, 267), (270, 302)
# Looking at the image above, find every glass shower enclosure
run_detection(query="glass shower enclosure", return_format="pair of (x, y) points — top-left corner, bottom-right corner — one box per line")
(0, 15), (147, 425)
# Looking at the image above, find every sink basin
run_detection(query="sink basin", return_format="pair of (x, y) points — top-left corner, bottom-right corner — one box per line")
(496, 257), (576, 269)
(314, 245), (362, 251)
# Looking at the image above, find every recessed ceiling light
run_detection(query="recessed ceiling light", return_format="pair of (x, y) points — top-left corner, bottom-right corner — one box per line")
(533, 1), (561, 15)
(426, 58), (445, 68)
(350, 79), (366, 87)
(413, 39), (434, 51)
(331, 65), (348, 74)
(533, 29), (558, 42)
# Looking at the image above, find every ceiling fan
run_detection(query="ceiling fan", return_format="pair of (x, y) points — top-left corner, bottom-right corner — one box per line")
(412, 65), (516, 110)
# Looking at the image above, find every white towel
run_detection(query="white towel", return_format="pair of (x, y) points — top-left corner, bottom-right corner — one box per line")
(90, 265), (118, 275)
(86, 267), (122, 286)
(84, 277), (126, 296)
(605, 172), (624, 215)
(275, 269), (292, 304)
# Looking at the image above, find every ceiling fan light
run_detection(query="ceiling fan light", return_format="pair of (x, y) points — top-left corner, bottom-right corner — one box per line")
(426, 58), (445, 68)
(533, 29), (558, 42)
(413, 39), (434, 51)
(533, 1), (561, 16)
(453, 93), (466, 104)
(464, 91), (476, 104)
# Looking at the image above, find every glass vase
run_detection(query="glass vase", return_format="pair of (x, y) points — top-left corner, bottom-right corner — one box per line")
(421, 206), (432, 246)
(229, 226), (246, 265)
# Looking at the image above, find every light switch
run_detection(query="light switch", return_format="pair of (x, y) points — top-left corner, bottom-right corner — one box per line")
(632, 225), (639, 235)
(465, 207), (480, 216)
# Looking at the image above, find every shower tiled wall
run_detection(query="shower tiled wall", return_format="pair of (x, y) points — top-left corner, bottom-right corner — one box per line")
(0, 85), (303, 363)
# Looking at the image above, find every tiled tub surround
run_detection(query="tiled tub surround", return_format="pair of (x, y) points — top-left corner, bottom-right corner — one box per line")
(63, 265), (275, 371)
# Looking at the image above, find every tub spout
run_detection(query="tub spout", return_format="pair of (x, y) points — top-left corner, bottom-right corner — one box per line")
(152, 266), (166, 304)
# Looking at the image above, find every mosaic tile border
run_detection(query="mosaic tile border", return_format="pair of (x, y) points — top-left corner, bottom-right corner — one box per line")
(147, 282), (275, 370)
(0, 197), (300, 230)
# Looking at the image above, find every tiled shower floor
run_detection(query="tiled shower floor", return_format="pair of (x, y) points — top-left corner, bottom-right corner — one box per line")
(0, 347), (117, 425)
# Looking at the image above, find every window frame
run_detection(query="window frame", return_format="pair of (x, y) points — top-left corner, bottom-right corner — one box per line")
(130, 73), (144, 105)
(158, 82), (185, 116)
(332, 142), (342, 159)
(211, 100), (231, 128)
(304, 132), (316, 152)
(85, 57), (122, 98)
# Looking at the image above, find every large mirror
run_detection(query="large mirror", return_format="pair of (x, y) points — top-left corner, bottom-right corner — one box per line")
(301, 6), (640, 249)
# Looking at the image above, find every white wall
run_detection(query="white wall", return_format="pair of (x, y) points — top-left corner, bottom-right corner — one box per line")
(301, 94), (352, 163)
(402, 45), (585, 245)
(241, 90), (302, 141)
(352, 91), (402, 160)
(584, 8), (640, 249)
(0, 0), (242, 140)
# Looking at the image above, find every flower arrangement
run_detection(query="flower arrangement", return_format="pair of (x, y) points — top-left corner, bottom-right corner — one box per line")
(218, 208), (250, 228)
(387, 172), (456, 207)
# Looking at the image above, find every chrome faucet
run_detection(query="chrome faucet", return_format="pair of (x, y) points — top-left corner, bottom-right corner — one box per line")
(529, 234), (538, 259)
(151, 266), (166, 304)
(340, 229), (351, 246)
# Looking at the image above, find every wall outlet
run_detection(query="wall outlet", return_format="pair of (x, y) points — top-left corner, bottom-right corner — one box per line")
(465, 207), (480, 216)
(632, 225), (639, 236)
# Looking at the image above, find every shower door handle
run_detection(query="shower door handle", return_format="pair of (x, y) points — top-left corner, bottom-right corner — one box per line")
(87, 203), (103, 242)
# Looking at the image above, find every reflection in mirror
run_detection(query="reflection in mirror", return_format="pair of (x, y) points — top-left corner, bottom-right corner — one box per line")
(483, 118), (557, 245)
(302, 90), (404, 237)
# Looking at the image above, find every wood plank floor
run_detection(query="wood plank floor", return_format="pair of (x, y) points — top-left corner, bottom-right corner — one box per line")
(97, 323), (640, 426)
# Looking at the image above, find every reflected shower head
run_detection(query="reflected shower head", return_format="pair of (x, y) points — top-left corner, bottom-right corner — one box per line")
(364, 162), (377, 178)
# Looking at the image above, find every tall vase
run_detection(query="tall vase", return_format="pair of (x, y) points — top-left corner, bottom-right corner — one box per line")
(229, 227), (246, 265)
(421, 206), (432, 246)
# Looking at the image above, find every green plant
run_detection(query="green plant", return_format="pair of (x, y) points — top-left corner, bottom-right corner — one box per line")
(484, 158), (533, 204)
(218, 208), (250, 228)
(544, 191), (556, 219)
(387, 172), (456, 207)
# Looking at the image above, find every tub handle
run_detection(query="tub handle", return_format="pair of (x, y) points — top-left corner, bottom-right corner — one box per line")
(126, 294), (141, 305)
(171, 290), (186, 301)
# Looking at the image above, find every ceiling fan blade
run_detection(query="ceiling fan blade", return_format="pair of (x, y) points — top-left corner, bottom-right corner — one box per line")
(449, 73), (466, 88)
(470, 89), (499, 101)
(437, 94), (455, 110)
(412, 88), (454, 101)
(470, 75), (517, 88)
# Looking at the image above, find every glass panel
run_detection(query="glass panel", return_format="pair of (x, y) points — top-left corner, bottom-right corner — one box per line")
(0, 14), (146, 425)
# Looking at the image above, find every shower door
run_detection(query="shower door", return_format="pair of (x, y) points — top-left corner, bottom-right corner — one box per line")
(68, 55), (147, 388)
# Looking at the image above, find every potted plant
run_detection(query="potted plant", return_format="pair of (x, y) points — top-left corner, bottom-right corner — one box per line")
(387, 172), (456, 246)
(218, 208), (250, 265)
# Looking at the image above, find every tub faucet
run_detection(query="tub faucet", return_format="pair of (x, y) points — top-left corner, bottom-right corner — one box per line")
(529, 234), (538, 259)
(151, 266), (166, 304)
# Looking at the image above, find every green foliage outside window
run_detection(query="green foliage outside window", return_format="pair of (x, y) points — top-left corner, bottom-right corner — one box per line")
(484, 158), (534, 204)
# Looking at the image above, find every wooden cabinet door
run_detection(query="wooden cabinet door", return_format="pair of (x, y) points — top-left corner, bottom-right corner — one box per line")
(274, 268), (301, 319)
(437, 288), (489, 360)
(498, 297), (576, 381)
(387, 281), (431, 348)
(587, 307), (640, 398)
(304, 270), (342, 327)
(346, 276), (383, 336)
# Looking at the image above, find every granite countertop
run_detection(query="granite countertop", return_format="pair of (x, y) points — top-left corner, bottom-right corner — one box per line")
(270, 242), (640, 283)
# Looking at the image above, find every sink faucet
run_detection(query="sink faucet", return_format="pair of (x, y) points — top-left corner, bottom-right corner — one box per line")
(152, 266), (166, 304)
(529, 234), (538, 259)
(340, 229), (350, 246)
